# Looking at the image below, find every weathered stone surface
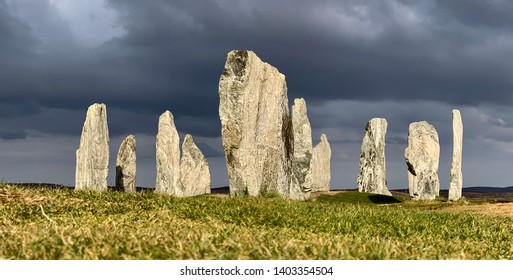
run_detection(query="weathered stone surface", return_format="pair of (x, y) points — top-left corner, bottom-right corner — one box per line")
(311, 134), (331, 192)
(405, 121), (440, 200)
(357, 118), (391, 196)
(449, 109), (463, 201)
(75, 103), (109, 191)
(219, 50), (291, 197)
(179, 134), (211, 197)
(116, 135), (136, 193)
(289, 98), (312, 200)
(155, 111), (181, 196)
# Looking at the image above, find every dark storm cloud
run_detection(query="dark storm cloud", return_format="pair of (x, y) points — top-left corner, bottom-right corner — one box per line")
(435, 0), (513, 30)
(0, 130), (27, 140)
(0, 2), (36, 56)
(104, 0), (513, 106)
(2, 0), (513, 138)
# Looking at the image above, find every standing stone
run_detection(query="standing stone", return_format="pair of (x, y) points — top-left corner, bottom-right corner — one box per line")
(75, 103), (109, 191)
(449, 109), (463, 201)
(179, 134), (211, 197)
(116, 135), (136, 193)
(357, 118), (391, 196)
(405, 121), (440, 200)
(289, 98), (312, 200)
(311, 134), (331, 192)
(219, 50), (291, 197)
(155, 111), (181, 196)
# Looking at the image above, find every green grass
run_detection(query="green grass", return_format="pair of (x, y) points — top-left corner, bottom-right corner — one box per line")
(1, 184), (513, 259)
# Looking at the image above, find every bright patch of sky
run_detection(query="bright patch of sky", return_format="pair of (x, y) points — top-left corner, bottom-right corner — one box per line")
(48, 0), (125, 48)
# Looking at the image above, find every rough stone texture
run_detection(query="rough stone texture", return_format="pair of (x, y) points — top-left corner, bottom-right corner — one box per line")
(155, 111), (181, 196)
(116, 135), (136, 193)
(311, 134), (331, 192)
(357, 118), (391, 196)
(179, 134), (211, 197)
(405, 121), (440, 200)
(449, 109), (463, 201)
(289, 98), (312, 200)
(219, 50), (291, 197)
(75, 103), (109, 191)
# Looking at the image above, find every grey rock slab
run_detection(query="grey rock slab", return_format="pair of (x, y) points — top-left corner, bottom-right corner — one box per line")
(116, 135), (136, 193)
(155, 110), (181, 196)
(311, 134), (331, 192)
(289, 98), (312, 200)
(357, 118), (391, 196)
(219, 50), (291, 197)
(449, 109), (463, 201)
(179, 134), (211, 197)
(75, 103), (109, 191)
(405, 121), (440, 200)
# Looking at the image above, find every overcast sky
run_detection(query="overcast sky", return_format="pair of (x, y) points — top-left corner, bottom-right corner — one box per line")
(1, 0), (513, 189)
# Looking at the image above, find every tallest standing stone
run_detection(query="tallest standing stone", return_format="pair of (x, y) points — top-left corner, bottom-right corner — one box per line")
(219, 50), (292, 197)
(75, 103), (109, 191)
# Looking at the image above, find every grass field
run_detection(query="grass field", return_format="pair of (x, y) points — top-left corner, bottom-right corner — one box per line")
(1, 184), (513, 260)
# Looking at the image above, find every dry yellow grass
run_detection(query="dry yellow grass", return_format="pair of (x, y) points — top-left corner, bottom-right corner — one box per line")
(2, 184), (513, 259)
(441, 202), (513, 217)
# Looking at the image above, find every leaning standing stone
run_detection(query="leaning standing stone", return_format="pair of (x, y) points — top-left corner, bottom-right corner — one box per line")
(179, 134), (211, 197)
(449, 109), (463, 201)
(116, 135), (136, 193)
(289, 98), (312, 200)
(219, 50), (291, 197)
(405, 121), (440, 200)
(155, 111), (181, 196)
(357, 118), (391, 196)
(311, 134), (331, 192)
(75, 103), (109, 191)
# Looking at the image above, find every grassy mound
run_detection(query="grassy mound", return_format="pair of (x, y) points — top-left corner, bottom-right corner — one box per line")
(1, 185), (512, 259)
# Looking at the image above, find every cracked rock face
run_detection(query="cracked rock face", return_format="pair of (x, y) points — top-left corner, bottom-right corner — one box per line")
(116, 135), (136, 193)
(75, 103), (109, 191)
(405, 121), (440, 200)
(219, 50), (291, 197)
(289, 98), (312, 200)
(449, 109), (463, 201)
(311, 134), (331, 192)
(179, 134), (211, 197)
(357, 118), (391, 196)
(155, 111), (181, 196)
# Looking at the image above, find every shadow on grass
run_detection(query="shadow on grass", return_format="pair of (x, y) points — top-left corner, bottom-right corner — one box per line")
(368, 194), (402, 204)
(317, 191), (404, 205)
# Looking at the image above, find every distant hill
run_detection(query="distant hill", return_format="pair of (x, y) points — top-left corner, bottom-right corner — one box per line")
(463, 186), (513, 193)
(331, 186), (513, 193)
